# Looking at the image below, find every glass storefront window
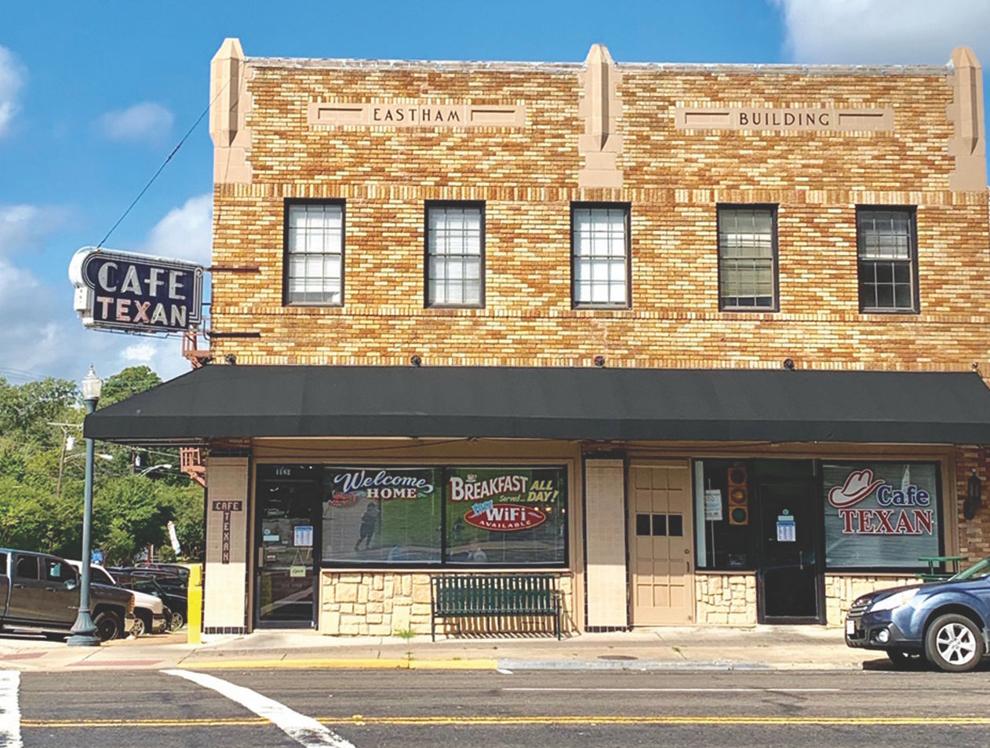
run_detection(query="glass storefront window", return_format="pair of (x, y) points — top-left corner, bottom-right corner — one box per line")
(322, 467), (442, 564)
(823, 462), (940, 569)
(444, 466), (567, 566)
(268, 463), (569, 568)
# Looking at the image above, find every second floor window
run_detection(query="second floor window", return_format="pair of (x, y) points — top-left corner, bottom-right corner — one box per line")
(718, 205), (777, 311)
(857, 207), (918, 313)
(285, 201), (344, 305)
(572, 204), (630, 307)
(426, 202), (484, 307)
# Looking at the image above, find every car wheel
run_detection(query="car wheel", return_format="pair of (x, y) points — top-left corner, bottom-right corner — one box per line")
(886, 649), (922, 668)
(131, 617), (146, 638)
(924, 613), (983, 672)
(170, 611), (184, 630)
(94, 611), (123, 642)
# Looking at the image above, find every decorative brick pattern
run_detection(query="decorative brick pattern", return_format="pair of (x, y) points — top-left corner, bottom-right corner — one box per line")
(694, 573), (757, 625)
(954, 445), (990, 558)
(319, 571), (575, 637)
(210, 56), (990, 375)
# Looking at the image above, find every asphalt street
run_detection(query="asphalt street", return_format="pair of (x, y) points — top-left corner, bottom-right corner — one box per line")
(10, 667), (990, 747)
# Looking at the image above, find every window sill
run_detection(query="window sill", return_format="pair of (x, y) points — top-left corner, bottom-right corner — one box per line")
(859, 309), (920, 316)
(320, 566), (572, 573)
(694, 569), (755, 575)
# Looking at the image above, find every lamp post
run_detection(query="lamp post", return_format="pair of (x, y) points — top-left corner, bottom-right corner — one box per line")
(68, 365), (103, 647)
(138, 463), (173, 477)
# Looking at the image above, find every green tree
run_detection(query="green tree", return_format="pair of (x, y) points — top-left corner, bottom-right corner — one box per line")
(0, 367), (205, 563)
(100, 366), (161, 407)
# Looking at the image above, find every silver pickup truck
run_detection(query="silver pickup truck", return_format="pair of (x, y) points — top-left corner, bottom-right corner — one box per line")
(0, 548), (136, 641)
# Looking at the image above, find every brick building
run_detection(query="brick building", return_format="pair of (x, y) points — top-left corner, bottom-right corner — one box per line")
(89, 39), (990, 635)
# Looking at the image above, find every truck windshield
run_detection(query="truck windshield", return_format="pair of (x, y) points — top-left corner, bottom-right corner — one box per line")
(950, 558), (990, 581)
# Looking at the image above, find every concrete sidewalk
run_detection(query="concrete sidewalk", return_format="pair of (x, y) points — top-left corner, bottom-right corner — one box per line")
(0, 625), (879, 672)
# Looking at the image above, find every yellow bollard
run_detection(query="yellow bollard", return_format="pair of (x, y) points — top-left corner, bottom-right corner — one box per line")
(185, 563), (203, 645)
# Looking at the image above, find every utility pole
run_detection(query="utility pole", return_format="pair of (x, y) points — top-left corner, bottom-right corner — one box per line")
(49, 422), (81, 502)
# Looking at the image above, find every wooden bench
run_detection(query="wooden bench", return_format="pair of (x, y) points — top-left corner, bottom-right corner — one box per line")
(431, 573), (562, 641)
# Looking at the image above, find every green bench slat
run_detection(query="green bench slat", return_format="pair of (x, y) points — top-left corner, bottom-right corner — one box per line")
(431, 573), (562, 640)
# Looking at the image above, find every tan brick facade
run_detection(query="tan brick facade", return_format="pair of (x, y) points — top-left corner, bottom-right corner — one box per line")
(203, 41), (990, 635)
(209, 44), (989, 376)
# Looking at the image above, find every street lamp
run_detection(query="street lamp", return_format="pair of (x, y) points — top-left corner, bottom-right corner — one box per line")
(68, 365), (103, 647)
(138, 463), (173, 477)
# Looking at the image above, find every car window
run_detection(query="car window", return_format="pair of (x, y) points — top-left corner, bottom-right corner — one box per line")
(45, 560), (77, 584)
(14, 556), (38, 580)
(0, 554), (6, 575)
(90, 567), (114, 586)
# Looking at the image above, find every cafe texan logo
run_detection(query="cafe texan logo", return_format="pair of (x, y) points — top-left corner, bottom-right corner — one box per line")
(450, 472), (556, 532)
(827, 468), (934, 536)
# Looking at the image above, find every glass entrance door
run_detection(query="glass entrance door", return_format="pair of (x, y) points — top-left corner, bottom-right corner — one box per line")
(256, 467), (319, 626)
(757, 480), (823, 623)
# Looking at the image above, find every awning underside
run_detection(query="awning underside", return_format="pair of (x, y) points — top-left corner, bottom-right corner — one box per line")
(84, 365), (990, 446)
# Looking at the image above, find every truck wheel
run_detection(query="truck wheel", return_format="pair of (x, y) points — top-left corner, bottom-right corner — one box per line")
(170, 611), (184, 630)
(924, 614), (983, 672)
(131, 616), (146, 638)
(94, 610), (123, 642)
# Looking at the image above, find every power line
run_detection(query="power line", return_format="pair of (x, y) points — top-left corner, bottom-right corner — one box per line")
(96, 80), (228, 249)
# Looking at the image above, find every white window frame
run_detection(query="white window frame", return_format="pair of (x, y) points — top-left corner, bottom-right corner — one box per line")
(284, 201), (345, 306)
(571, 204), (630, 308)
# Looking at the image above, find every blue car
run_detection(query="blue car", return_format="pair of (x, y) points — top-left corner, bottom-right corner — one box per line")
(846, 558), (990, 671)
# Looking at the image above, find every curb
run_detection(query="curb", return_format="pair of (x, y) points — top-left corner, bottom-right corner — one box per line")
(181, 657), (500, 671)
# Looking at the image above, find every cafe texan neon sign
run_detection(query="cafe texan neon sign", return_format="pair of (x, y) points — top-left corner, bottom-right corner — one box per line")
(827, 468), (934, 536)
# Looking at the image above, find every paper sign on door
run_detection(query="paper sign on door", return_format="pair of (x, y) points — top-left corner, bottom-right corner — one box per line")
(776, 511), (796, 542)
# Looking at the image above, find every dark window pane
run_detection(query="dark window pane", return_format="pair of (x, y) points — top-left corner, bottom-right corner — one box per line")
(894, 284), (914, 310)
(859, 281), (877, 309)
(15, 556), (37, 580)
(668, 514), (684, 537)
(652, 514), (667, 536)
(636, 513), (651, 536)
(876, 284), (894, 309)
(875, 263), (893, 283)
(893, 262), (911, 283)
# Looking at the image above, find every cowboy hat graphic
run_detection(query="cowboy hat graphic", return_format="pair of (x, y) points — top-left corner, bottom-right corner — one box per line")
(827, 468), (884, 509)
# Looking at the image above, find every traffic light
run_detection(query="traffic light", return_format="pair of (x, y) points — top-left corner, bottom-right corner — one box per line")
(727, 464), (749, 526)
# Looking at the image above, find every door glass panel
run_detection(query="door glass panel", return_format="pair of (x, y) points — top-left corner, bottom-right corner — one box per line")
(759, 481), (819, 620)
(15, 556), (38, 580)
(257, 468), (319, 624)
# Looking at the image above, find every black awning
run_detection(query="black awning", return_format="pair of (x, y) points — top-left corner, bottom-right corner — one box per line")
(84, 365), (990, 445)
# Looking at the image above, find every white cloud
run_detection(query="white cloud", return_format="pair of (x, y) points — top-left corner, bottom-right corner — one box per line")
(0, 46), (25, 137)
(0, 195), (209, 385)
(772, 0), (990, 64)
(121, 342), (157, 364)
(98, 101), (174, 144)
(144, 193), (213, 265)
(0, 205), (41, 254)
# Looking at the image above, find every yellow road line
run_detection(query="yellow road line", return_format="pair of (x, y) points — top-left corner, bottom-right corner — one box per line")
(21, 715), (990, 729)
(182, 658), (499, 671)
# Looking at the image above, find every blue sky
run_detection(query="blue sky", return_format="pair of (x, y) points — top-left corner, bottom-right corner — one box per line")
(1, 0), (988, 384)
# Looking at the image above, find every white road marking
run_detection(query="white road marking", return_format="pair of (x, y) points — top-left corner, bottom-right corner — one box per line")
(497, 668), (514, 675)
(164, 668), (354, 748)
(0, 671), (22, 748)
(503, 687), (841, 693)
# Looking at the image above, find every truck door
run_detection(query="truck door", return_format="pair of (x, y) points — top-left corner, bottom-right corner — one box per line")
(8, 555), (48, 624)
(0, 553), (9, 619)
(40, 558), (79, 625)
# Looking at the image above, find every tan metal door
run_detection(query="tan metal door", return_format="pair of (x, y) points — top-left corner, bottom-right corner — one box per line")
(629, 462), (694, 625)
